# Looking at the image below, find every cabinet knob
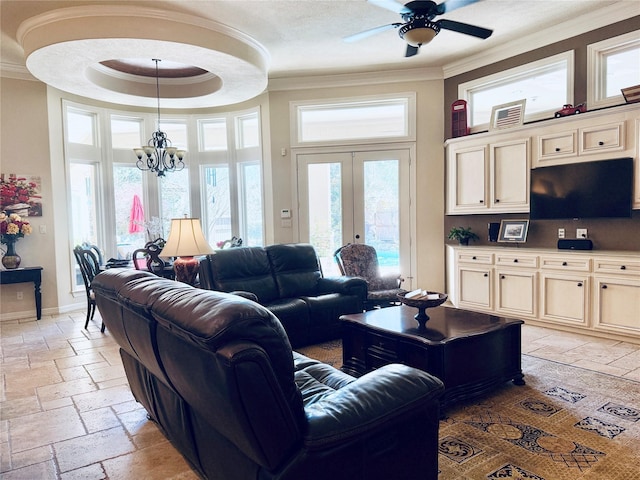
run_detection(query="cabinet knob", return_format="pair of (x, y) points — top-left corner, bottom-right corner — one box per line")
(501, 275), (505, 279)
(495, 199), (500, 203)
(598, 141), (604, 146)
(513, 258), (518, 263)
(479, 200), (484, 204)
(472, 256), (477, 260)
(602, 285), (608, 289)
(484, 273), (489, 277)
(577, 282), (583, 287)
(562, 261), (568, 266)
(621, 265), (626, 270)
(555, 147), (560, 152)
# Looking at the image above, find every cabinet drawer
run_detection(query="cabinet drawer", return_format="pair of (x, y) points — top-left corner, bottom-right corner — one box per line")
(593, 258), (640, 277)
(495, 253), (538, 268)
(366, 332), (398, 357)
(457, 251), (493, 265)
(538, 131), (576, 160)
(579, 122), (624, 154)
(540, 256), (591, 272)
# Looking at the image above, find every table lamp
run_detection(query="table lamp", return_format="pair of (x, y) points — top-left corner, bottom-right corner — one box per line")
(160, 217), (214, 285)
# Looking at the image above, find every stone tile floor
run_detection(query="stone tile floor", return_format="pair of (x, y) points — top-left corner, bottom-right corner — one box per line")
(1, 311), (639, 479)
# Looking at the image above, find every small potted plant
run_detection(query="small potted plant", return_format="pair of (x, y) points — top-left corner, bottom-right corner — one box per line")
(448, 226), (479, 246)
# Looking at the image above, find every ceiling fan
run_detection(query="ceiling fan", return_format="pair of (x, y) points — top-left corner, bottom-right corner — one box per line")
(344, 0), (493, 57)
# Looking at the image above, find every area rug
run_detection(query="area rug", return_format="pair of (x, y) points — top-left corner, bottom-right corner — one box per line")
(297, 341), (640, 480)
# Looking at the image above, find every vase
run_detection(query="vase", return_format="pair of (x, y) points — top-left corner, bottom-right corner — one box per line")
(2, 241), (21, 269)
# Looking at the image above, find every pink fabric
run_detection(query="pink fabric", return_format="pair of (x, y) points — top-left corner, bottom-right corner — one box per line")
(128, 194), (144, 233)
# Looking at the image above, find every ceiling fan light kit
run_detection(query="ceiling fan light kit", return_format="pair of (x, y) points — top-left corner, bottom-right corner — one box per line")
(399, 18), (440, 46)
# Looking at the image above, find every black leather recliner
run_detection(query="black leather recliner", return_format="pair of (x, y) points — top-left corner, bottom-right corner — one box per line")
(93, 269), (444, 480)
(199, 243), (368, 348)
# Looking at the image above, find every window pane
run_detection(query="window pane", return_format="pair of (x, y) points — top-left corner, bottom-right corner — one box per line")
(237, 114), (259, 148)
(307, 162), (342, 269)
(605, 48), (640, 98)
(160, 169), (190, 235)
(299, 100), (407, 142)
(112, 117), (142, 149)
(67, 110), (96, 145)
(159, 121), (188, 149)
(202, 165), (232, 244)
(200, 119), (227, 151)
(113, 165), (145, 259)
(69, 163), (98, 287)
(364, 160), (399, 273)
(240, 162), (263, 246)
(470, 62), (568, 126)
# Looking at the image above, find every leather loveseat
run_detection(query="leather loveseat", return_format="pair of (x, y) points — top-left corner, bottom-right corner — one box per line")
(93, 269), (445, 480)
(199, 243), (368, 348)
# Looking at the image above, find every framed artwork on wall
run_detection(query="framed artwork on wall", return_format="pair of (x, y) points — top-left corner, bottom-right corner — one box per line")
(489, 99), (526, 131)
(498, 219), (529, 243)
(0, 173), (42, 217)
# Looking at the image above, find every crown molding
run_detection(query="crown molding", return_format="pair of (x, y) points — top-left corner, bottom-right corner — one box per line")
(443, 3), (634, 78)
(268, 66), (444, 91)
(0, 62), (36, 81)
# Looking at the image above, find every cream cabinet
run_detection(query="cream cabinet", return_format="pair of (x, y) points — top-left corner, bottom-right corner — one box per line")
(447, 246), (640, 343)
(446, 136), (530, 214)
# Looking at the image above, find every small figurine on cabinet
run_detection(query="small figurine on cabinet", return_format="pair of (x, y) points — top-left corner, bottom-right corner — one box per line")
(554, 103), (587, 118)
(451, 99), (469, 137)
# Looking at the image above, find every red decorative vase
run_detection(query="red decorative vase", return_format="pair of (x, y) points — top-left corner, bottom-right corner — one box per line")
(2, 241), (21, 269)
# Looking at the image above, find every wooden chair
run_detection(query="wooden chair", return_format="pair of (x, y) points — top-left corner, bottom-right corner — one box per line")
(73, 245), (104, 332)
(334, 243), (406, 310)
(132, 238), (174, 280)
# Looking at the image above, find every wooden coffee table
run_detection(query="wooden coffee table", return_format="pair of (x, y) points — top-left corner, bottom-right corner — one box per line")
(340, 305), (524, 409)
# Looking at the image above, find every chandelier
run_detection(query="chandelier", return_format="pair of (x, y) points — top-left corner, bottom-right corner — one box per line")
(133, 59), (186, 177)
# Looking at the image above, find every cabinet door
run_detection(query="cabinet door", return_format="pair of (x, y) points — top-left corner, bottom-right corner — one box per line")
(459, 266), (492, 310)
(593, 276), (640, 335)
(540, 273), (589, 326)
(579, 121), (624, 155)
(496, 269), (537, 318)
(536, 130), (577, 165)
(447, 145), (487, 213)
(489, 139), (530, 212)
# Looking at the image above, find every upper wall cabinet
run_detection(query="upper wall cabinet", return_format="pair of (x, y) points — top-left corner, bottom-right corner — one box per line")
(446, 104), (640, 214)
(446, 132), (530, 215)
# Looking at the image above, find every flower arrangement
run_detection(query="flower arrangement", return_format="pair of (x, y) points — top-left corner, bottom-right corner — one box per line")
(216, 236), (243, 249)
(0, 211), (32, 244)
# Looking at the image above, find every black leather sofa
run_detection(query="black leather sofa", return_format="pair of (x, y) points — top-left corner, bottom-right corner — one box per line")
(199, 243), (368, 348)
(93, 269), (444, 480)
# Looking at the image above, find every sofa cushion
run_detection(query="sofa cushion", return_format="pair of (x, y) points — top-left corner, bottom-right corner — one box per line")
(203, 247), (279, 303)
(266, 244), (322, 298)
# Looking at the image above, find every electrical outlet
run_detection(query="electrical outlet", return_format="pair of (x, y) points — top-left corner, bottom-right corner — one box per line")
(577, 228), (588, 238)
(558, 228), (565, 239)
(17, 291), (23, 300)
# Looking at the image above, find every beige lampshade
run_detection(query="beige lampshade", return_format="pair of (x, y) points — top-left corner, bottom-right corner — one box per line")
(160, 217), (215, 258)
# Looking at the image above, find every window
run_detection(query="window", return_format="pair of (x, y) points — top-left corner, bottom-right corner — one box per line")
(459, 51), (574, 131)
(64, 102), (265, 285)
(292, 95), (415, 145)
(588, 31), (640, 109)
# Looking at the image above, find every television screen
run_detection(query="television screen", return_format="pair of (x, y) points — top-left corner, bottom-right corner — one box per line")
(529, 158), (633, 220)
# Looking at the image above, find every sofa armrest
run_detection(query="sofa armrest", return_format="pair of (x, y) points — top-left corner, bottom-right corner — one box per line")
(302, 364), (444, 448)
(230, 291), (259, 302)
(318, 276), (367, 299)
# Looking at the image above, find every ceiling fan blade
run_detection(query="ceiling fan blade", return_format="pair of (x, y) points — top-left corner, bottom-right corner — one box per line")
(369, 0), (412, 15)
(435, 0), (482, 15)
(405, 44), (420, 57)
(437, 19), (493, 39)
(343, 23), (401, 43)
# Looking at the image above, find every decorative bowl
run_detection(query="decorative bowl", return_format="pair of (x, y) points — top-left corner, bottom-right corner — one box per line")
(397, 291), (448, 327)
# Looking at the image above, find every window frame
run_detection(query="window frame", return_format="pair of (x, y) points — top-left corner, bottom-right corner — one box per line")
(458, 51), (574, 132)
(587, 30), (640, 109)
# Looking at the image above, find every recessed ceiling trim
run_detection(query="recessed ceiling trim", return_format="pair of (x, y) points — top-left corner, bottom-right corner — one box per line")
(16, 5), (270, 108)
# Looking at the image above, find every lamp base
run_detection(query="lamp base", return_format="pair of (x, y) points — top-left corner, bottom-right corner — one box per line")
(173, 256), (199, 285)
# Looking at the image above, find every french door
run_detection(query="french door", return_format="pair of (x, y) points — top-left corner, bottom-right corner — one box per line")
(296, 148), (413, 285)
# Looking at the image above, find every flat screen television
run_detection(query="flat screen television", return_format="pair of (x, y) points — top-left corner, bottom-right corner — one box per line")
(529, 157), (633, 220)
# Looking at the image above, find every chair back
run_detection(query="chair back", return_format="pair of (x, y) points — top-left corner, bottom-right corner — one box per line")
(73, 245), (100, 290)
(334, 243), (380, 283)
(133, 238), (170, 277)
(81, 242), (104, 266)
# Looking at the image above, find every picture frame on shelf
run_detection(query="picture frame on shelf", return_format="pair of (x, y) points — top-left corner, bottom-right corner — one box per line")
(498, 219), (529, 243)
(489, 99), (526, 131)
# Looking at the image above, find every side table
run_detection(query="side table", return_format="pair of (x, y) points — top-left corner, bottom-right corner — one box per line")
(0, 266), (43, 319)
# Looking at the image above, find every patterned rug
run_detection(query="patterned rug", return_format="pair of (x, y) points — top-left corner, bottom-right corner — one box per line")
(297, 341), (640, 480)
